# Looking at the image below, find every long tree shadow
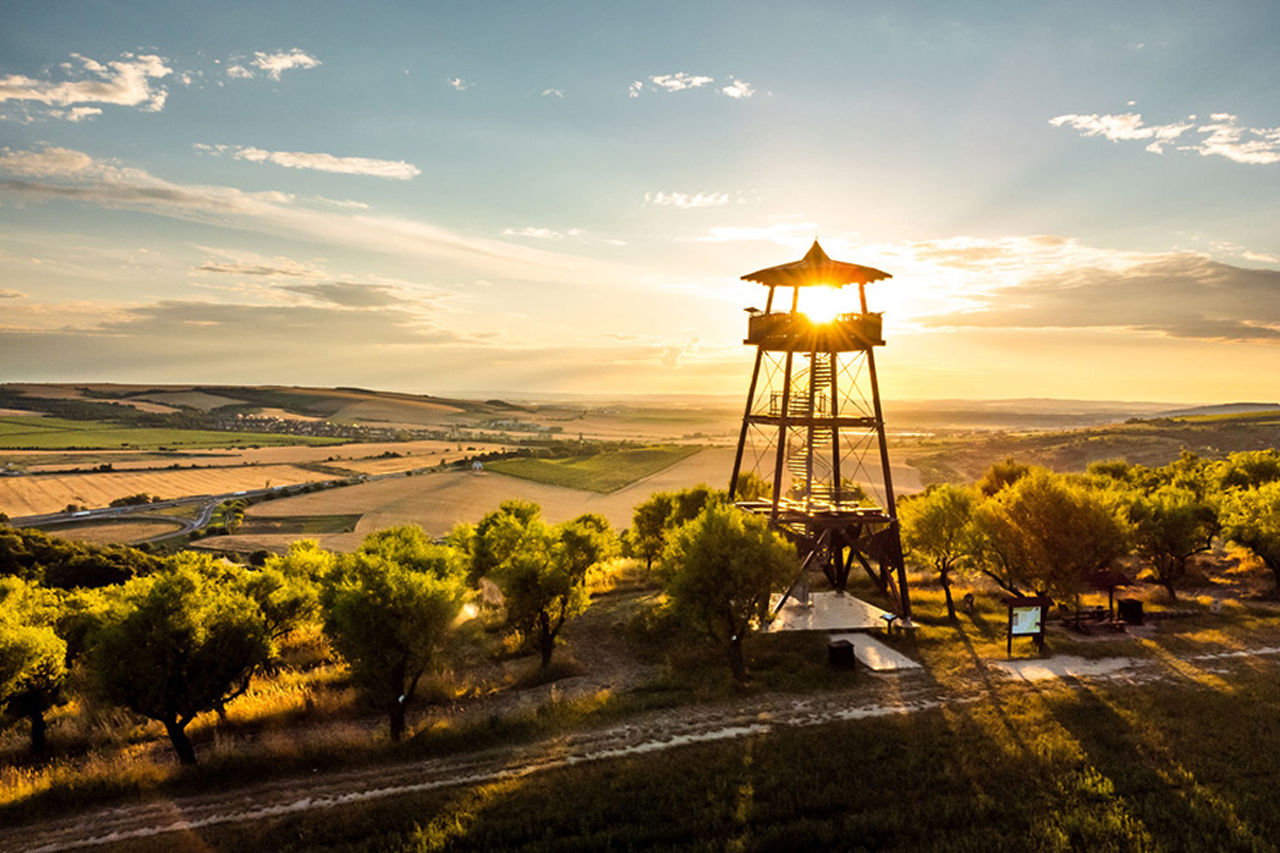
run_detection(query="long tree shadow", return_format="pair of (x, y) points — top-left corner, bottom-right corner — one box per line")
(1043, 675), (1275, 852)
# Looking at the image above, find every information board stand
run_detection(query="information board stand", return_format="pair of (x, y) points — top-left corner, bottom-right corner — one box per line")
(1005, 595), (1052, 657)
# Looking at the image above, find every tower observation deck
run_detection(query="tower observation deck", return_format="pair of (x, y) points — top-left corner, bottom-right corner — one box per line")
(729, 240), (912, 621)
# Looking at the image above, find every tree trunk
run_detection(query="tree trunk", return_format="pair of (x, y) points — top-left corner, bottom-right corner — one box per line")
(1163, 580), (1178, 602)
(538, 611), (555, 669)
(164, 718), (198, 766)
(389, 700), (406, 743)
(727, 635), (747, 684)
(27, 710), (47, 758)
(940, 567), (956, 621)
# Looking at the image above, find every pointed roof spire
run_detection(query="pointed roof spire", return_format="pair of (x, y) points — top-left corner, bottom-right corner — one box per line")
(741, 240), (891, 288)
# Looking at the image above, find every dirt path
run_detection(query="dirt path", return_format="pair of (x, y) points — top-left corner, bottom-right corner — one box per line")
(9, 643), (1280, 853)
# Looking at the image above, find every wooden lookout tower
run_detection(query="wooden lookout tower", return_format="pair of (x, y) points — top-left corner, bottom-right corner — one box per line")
(729, 240), (912, 622)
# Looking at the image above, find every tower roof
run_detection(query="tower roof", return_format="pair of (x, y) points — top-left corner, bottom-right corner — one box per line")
(741, 240), (892, 288)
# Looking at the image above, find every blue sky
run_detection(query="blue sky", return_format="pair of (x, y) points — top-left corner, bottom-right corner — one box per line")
(2, 1), (1279, 403)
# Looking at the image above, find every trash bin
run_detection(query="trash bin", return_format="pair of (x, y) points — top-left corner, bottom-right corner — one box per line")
(827, 638), (856, 670)
(1117, 598), (1144, 625)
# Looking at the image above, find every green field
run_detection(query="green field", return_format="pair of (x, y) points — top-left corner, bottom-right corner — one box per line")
(0, 416), (341, 451)
(485, 445), (701, 493)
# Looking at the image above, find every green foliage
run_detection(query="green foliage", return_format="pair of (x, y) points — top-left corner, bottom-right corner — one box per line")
(358, 525), (465, 582)
(1221, 481), (1280, 586)
(658, 504), (798, 683)
(320, 538), (466, 742)
(899, 483), (978, 618)
(491, 512), (617, 669)
(970, 468), (1130, 601)
(108, 493), (159, 508)
(1127, 485), (1216, 600)
(1215, 449), (1280, 490)
(0, 577), (68, 757)
(977, 456), (1032, 497)
(0, 527), (162, 589)
(628, 485), (724, 570)
(469, 500), (541, 582)
(266, 539), (336, 584)
(731, 470), (770, 501)
(87, 559), (271, 764)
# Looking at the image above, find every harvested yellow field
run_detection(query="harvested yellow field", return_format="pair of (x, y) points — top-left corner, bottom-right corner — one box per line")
(52, 519), (185, 545)
(0, 464), (329, 516)
(20, 439), (495, 473)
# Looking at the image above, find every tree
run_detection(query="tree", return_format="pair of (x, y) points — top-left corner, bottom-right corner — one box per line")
(629, 492), (675, 570)
(977, 457), (1032, 497)
(0, 578), (67, 758)
(731, 471), (770, 501)
(88, 564), (270, 765)
(899, 484), (978, 619)
(1221, 481), (1280, 589)
(470, 500), (541, 582)
(658, 505), (798, 683)
(1128, 485), (1216, 601)
(970, 469), (1130, 602)
(1216, 450), (1280, 491)
(492, 514), (615, 669)
(628, 486), (724, 571)
(321, 547), (465, 742)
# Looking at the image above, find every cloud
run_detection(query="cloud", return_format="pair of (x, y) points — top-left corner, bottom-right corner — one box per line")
(645, 191), (730, 208)
(0, 53), (171, 118)
(540, 88), (564, 98)
(1051, 111), (1280, 163)
(0, 146), (623, 284)
(720, 77), (755, 99)
(502, 227), (586, 240)
(649, 72), (714, 93)
(196, 143), (421, 180)
(194, 260), (321, 278)
(0, 289), (24, 299)
(251, 49), (321, 80)
(920, 251), (1280, 342)
(447, 77), (473, 91)
(630, 74), (755, 99)
(277, 282), (406, 307)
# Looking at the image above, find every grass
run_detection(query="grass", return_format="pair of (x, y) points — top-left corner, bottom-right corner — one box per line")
(484, 445), (701, 493)
(0, 416), (340, 451)
(7, 569), (1280, 851)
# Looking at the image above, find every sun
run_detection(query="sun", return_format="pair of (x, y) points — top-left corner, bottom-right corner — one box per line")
(800, 285), (848, 323)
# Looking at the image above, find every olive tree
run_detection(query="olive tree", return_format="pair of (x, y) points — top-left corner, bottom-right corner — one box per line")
(970, 469), (1130, 602)
(899, 484), (978, 620)
(1221, 481), (1280, 589)
(321, 546), (465, 742)
(88, 564), (270, 765)
(0, 578), (67, 757)
(492, 513), (616, 669)
(1128, 485), (1216, 601)
(658, 505), (797, 683)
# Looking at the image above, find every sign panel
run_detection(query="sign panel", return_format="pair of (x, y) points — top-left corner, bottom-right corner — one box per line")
(1010, 605), (1043, 636)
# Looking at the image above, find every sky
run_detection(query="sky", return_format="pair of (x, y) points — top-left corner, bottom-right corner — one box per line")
(1, 0), (1279, 405)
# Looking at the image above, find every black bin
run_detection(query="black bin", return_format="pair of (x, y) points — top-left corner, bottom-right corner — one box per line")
(1117, 598), (1144, 626)
(828, 638), (856, 670)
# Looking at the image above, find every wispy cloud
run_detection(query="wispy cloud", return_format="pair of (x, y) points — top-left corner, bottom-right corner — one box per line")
(194, 259), (321, 278)
(502, 227), (586, 240)
(629, 73), (755, 98)
(447, 77), (473, 92)
(0, 289), (24, 299)
(540, 88), (564, 98)
(1051, 111), (1280, 163)
(904, 237), (1280, 343)
(645, 191), (730, 208)
(0, 53), (171, 119)
(195, 143), (421, 180)
(0, 146), (622, 283)
(252, 49), (321, 80)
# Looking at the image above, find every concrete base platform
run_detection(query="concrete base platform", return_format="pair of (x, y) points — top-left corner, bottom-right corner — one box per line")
(827, 632), (922, 672)
(763, 589), (891, 633)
